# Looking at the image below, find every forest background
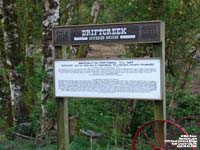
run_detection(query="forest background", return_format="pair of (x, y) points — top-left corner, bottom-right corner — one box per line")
(0, 0), (200, 149)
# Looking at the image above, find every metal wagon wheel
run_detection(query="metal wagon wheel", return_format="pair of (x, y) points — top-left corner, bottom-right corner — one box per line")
(132, 120), (196, 150)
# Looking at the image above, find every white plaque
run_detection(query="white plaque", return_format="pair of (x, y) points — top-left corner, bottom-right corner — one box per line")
(54, 59), (162, 100)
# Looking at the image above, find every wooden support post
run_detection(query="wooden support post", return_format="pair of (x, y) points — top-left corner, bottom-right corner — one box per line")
(153, 22), (166, 145)
(57, 98), (69, 150)
(161, 22), (166, 123)
(56, 46), (69, 150)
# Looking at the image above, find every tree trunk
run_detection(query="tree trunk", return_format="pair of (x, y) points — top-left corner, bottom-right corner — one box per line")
(74, 0), (102, 58)
(66, 0), (75, 25)
(0, 0), (12, 128)
(1, 0), (25, 125)
(41, 0), (60, 132)
(25, 0), (34, 58)
(91, 0), (102, 24)
(24, 0), (35, 113)
(0, 0), (4, 66)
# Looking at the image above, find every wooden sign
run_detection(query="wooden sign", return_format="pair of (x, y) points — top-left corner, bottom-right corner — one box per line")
(54, 59), (161, 100)
(53, 21), (162, 45)
(53, 21), (166, 150)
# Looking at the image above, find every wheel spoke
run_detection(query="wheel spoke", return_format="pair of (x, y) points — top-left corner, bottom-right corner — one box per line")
(140, 129), (156, 147)
(152, 123), (163, 147)
(138, 138), (154, 149)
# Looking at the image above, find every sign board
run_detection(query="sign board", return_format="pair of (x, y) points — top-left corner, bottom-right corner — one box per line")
(53, 21), (161, 45)
(54, 59), (161, 100)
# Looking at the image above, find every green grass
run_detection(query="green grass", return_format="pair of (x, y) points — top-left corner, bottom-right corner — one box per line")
(0, 137), (127, 150)
(0, 137), (56, 150)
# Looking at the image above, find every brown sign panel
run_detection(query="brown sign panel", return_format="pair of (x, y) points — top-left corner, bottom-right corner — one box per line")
(53, 21), (162, 46)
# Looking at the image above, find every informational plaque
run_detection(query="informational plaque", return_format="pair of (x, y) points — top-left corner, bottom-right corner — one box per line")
(53, 21), (162, 45)
(54, 59), (161, 100)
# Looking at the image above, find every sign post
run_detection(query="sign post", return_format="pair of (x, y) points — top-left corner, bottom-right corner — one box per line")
(53, 21), (166, 150)
(55, 46), (69, 150)
(153, 22), (166, 145)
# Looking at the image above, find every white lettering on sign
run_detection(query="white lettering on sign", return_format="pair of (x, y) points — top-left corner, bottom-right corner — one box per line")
(74, 37), (88, 41)
(81, 28), (127, 36)
(74, 28), (135, 42)
(120, 35), (136, 39)
(54, 59), (161, 100)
